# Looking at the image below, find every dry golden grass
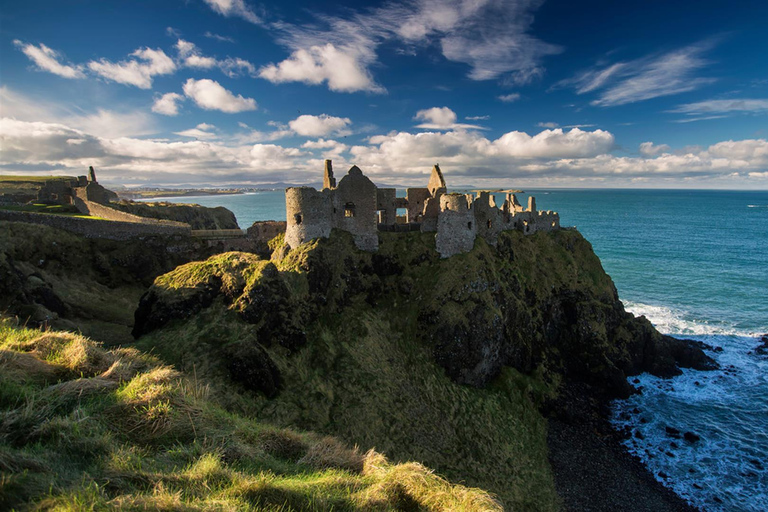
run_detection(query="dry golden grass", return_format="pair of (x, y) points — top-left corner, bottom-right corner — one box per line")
(299, 436), (365, 474)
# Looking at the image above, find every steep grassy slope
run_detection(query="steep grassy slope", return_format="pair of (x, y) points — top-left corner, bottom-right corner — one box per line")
(0, 222), (216, 345)
(133, 229), (715, 510)
(0, 319), (501, 511)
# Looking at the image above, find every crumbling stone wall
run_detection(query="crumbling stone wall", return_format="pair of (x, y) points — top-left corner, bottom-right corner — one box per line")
(436, 194), (477, 258)
(376, 188), (397, 225)
(37, 179), (78, 204)
(246, 221), (287, 255)
(406, 188), (431, 223)
(333, 166), (378, 251)
(473, 192), (503, 246)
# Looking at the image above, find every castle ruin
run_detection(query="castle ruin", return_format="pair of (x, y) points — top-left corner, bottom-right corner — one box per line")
(286, 161), (560, 257)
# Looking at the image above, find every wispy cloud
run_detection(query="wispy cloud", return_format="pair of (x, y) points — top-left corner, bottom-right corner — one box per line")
(175, 39), (256, 77)
(537, 122), (558, 128)
(498, 93), (521, 103)
(258, 0), (560, 93)
(558, 42), (716, 107)
(201, 0), (262, 25)
(669, 98), (768, 115)
(13, 40), (85, 79)
(671, 115), (727, 123)
(175, 123), (219, 139)
(466, 115), (490, 121)
(204, 32), (235, 43)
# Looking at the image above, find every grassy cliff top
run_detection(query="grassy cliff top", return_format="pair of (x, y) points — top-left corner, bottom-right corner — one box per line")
(0, 318), (502, 511)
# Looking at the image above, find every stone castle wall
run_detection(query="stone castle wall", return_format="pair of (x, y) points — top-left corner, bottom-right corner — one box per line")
(285, 161), (560, 258)
(435, 194), (477, 258)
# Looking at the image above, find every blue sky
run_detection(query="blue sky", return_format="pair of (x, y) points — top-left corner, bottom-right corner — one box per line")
(1, 0), (767, 188)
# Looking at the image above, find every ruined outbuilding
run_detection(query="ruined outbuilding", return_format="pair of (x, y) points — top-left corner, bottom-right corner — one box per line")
(37, 166), (118, 205)
(286, 160), (560, 257)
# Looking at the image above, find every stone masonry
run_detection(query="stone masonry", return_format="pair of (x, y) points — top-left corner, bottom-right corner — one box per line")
(285, 161), (560, 257)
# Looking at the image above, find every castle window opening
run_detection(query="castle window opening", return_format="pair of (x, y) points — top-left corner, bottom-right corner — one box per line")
(487, 219), (492, 229)
(294, 213), (302, 225)
(467, 221), (472, 230)
(344, 202), (356, 217)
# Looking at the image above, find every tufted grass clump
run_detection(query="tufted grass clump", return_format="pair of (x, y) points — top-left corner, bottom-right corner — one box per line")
(0, 318), (501, 511)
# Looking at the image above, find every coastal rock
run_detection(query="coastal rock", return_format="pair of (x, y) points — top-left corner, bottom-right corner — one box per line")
(684, 431), (701, 443)
(753, 335), (768, 356)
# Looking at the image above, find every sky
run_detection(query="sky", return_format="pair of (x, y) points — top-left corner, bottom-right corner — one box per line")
(1, 0), (767, 189)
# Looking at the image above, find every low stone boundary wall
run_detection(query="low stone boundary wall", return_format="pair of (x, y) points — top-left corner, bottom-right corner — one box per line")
(0, 210), (191, 240)
(191, 229), (246, 239)
(73, 197), (189, 228)
(378, 222), (422, 232)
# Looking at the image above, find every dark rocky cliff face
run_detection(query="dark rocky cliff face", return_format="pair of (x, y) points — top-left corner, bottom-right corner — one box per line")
(133, 228), (715, 400)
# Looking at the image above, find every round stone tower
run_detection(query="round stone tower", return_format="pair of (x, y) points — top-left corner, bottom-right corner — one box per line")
(285, 187), (333, 249)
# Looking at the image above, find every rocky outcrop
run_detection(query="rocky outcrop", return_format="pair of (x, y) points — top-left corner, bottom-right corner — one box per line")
(133, 229), (716, 400)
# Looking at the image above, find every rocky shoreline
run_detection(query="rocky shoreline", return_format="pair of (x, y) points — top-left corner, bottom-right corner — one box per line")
(546, 380), (699, 511)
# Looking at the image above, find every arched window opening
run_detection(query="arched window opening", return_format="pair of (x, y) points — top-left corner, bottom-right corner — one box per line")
(467, 221), (472, 230)
(344, 202), (356, 218)
(294, 213), (302, 225)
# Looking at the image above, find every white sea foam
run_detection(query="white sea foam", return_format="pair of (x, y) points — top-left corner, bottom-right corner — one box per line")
(612, 332), (768, 511)
(622, 300), (759, 337)
(747, 204), (768, 208)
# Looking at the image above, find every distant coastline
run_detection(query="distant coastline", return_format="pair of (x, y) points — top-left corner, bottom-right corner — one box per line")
(117, 188), (248, 200)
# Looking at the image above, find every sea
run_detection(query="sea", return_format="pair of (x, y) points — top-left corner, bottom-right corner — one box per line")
(141, 189), (768, 511)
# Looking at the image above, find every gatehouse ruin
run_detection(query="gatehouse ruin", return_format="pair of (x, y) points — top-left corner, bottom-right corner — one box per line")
(285, 161), (560, 257)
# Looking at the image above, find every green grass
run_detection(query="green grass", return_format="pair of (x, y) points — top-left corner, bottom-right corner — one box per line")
(135, 230), (577, 510)
(0, 176), (76, 183)
(0, 203), (103, 220)
(0, 319), (502, 511)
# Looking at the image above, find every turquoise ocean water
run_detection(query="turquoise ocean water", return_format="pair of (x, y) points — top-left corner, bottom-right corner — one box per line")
(143, 189), (768, 511)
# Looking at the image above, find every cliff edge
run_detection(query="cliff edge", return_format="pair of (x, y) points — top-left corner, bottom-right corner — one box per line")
(131, 228), (716, 509)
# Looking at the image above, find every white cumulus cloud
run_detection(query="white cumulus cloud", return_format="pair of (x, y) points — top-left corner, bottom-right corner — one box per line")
(182, 78), (257, 113)
(414, 107), (484, 130)
(289, 114), (352, 137)
(260, 43), (382, 93)
(152, 93), (185, 116)
(639, 142), (671, 156)
(88, 48), (176, 89)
